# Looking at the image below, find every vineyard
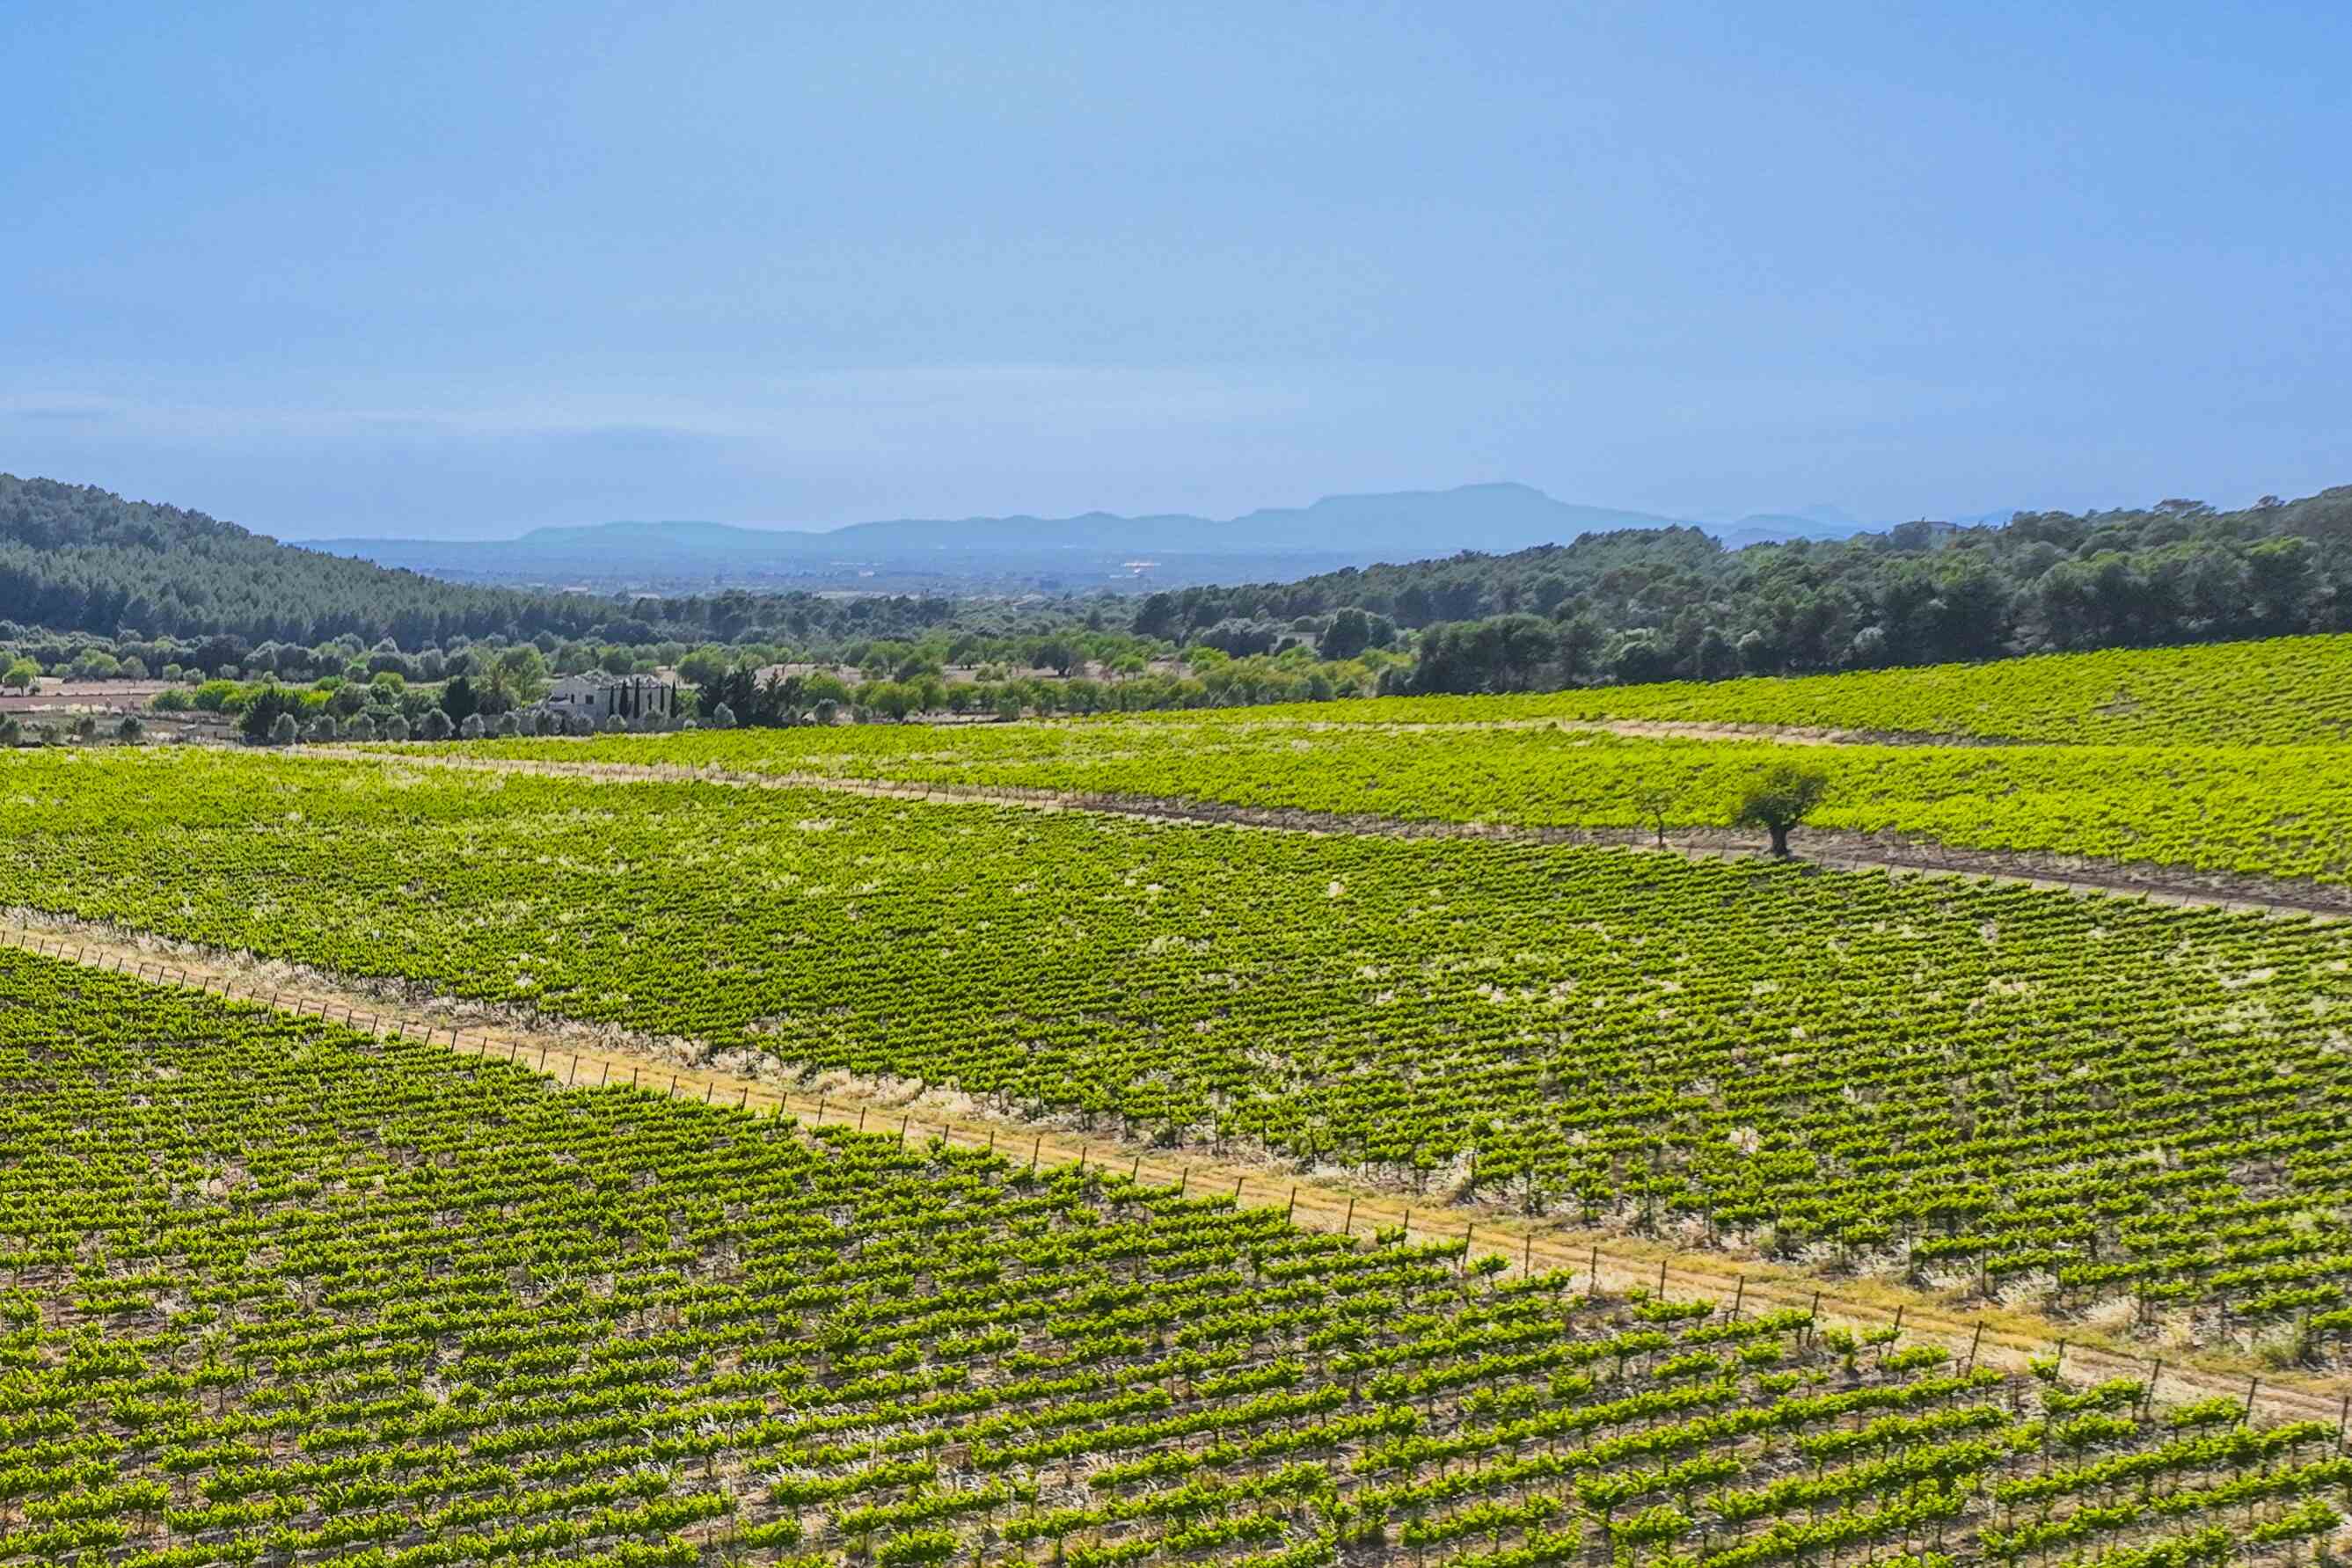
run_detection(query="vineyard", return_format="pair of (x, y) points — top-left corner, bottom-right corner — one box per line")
(451, 634), (2352, 755)
(9, 944), (2352, 1568)
(1137, 634), (2352, 746)
(9, 748), (2352, 1351)
(443, 726), (2352, 887)
(414, 636), (2352, 889)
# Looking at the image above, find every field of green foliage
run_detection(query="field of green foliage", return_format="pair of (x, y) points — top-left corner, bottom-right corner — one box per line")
(445, 725), (2352, 887)
(8, 946), (2349, 1568)
(11, 748), (2352, 1346)
(1217, 634), (2352, 745)
(422, 635), (2352, 886)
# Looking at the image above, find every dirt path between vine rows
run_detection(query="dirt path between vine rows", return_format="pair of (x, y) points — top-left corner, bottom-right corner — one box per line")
(11, 913), (2347, 1432)
(312, 746), (2352, 920)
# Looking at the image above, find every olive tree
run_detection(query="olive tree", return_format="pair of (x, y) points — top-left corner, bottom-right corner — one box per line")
(1733, 763), (1831, 859)
(1633, 784), (1674, 849)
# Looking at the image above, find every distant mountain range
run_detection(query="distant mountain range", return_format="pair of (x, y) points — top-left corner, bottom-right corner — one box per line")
(297, 485), (1681, 592)
(297, 484), (2001, 595)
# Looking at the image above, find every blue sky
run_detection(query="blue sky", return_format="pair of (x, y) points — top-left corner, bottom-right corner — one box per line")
(4, 1), (2346, 538)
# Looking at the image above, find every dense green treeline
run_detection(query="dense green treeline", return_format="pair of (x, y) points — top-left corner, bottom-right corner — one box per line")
(13, 472), (2352, 707)
(1138, 488), (2352, 691)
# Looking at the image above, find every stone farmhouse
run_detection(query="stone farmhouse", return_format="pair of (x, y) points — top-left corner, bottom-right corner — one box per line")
(535, 673), (678, 726)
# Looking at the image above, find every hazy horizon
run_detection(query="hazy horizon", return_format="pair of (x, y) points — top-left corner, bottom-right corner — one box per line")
(279, 485), (1870, 547)
(6, 2), (2347, 541)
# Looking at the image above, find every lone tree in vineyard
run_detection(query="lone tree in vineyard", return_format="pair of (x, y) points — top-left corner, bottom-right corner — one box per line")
(1633, 784), (1675, 849)
(1734, 762), (1830, 858)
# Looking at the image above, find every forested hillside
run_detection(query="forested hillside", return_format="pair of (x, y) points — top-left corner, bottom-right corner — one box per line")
(0, 475), (982, 653)
(1139, 487), (2352, 689)
(0, 474), (632, 645)
(11, 473), (2351, 706)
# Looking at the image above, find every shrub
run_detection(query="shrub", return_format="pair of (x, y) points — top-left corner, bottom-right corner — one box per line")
(150, 688), (192, 713)
(237, 685), (310, 744)
(457, 713), (486, 740)
(708, 703), (736, 730)
(304, 715), (340, 743)
(345, 714), (376, 742)
(269, 712), (299, 746)
(380, 714), (411, 742)
(115, 716), (145, 743)
(598, 713), (628, 734)
(420, 709), (455, 741)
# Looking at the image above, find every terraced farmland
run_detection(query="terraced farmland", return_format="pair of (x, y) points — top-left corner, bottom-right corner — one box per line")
(8, 946), (2352, 1568)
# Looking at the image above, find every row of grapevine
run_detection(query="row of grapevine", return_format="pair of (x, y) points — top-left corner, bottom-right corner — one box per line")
(6, 749), (2352, 1341)
(438, 723), (2352, 886)
(1112, 633), (2352, 746)
(3, 947), (2347, 1568)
